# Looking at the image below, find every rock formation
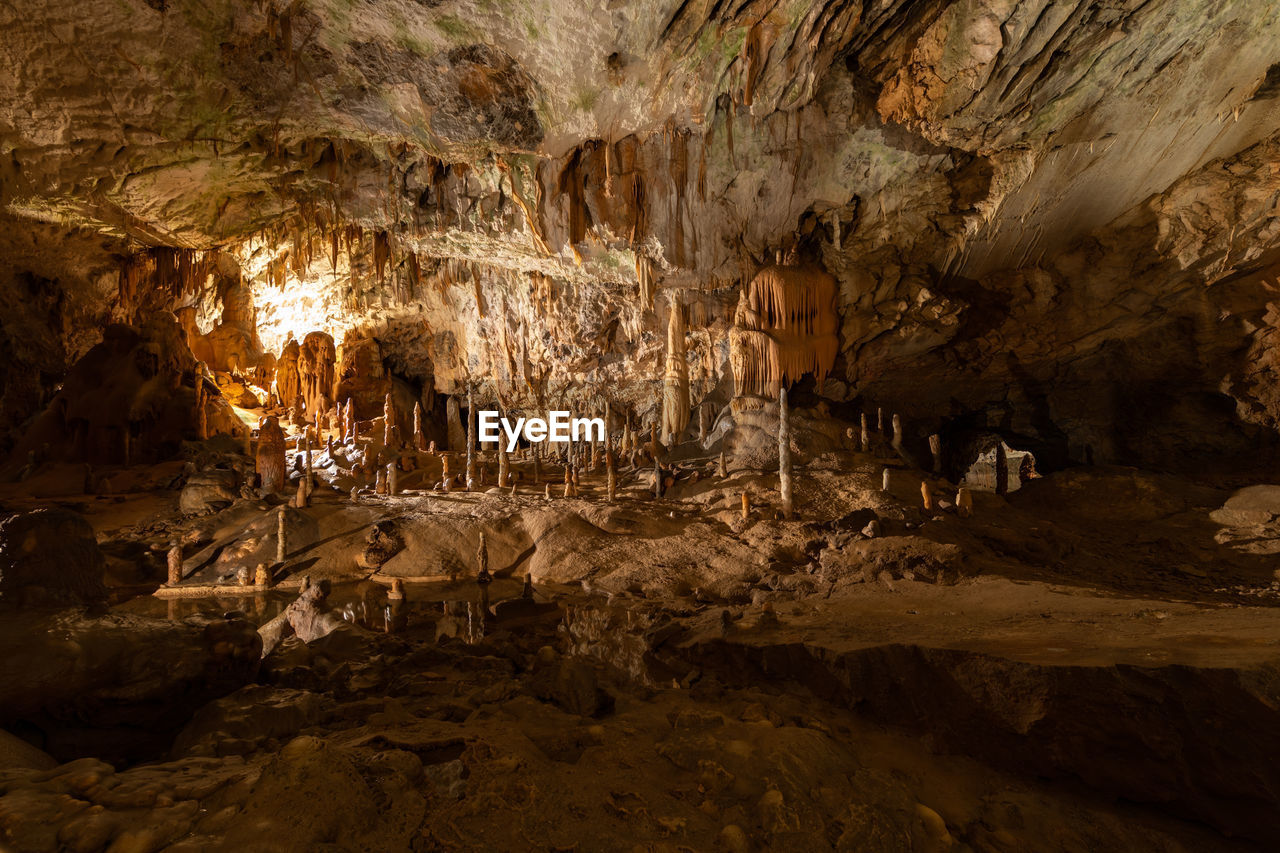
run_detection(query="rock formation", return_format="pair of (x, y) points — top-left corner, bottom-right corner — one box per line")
(275, 337), (301, 410)
(3, 2), (1280, 849)
(256, 416), (286, 494)
(297, 332), (336, 419)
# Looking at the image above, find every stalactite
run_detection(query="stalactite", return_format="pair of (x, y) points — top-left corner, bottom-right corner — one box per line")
(628, 172), (646, 245)
(742, 21), (764, 107)
(668, 127), (689, 268)
(729, 263), (839, 399)
(604, 139), (614, 198)
(374, 231), (390, 282)
(636, 255), (656, 313)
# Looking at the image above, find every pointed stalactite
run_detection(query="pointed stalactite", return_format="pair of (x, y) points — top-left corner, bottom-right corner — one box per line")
(407, 253), (421, 298)
(628, 172), (646, 246)
(374, 231), (390, 283)
(742, 21), (764, 107)
(636, 255), (656, 313)
(668, 127), (689, 268)
(559, 147), (590, 250)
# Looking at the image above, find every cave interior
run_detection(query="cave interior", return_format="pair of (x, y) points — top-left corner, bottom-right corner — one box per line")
(3, 1), (1280, 850)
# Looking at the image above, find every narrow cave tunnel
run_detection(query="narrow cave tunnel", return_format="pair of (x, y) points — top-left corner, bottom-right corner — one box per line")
(5, 1), (1280, 851)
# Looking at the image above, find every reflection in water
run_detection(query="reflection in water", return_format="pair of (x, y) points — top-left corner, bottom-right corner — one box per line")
(117, 577), (526, 644)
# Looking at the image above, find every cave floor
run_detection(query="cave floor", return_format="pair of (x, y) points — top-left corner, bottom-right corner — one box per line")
(2, 445), (1280, 851)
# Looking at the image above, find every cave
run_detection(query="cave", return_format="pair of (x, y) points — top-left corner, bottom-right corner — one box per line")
(3, 1), (1280, 850)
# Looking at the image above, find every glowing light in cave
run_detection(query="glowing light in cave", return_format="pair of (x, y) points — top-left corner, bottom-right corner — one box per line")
(237, 246), (351, 357)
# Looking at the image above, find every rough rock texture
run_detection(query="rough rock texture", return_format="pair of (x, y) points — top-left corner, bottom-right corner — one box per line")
(0, 611), (261, 763)
(0, 507), (107, 609)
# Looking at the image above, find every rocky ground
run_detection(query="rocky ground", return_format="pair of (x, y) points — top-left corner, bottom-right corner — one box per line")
(3, 411), (1280, 852)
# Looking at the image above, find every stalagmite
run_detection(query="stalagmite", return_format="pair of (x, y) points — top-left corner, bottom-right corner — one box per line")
(375, 467), (387, 495)
(303, 436), (313, 492)
(606, 451), (617, 502)
(661, 294), (691, 445)
(877, 407), (883, 432)
(605, 401), (614, 457)
(860, 413), (869, 452)
(276, 507), (287, 563)
(921, 481), (935, 512)
(257, 416), (286, 493)
(388, 578), (405, 600)
(254, 563), (271, 588)
(413, 401), (426, 451)
(892, 414), (903, 450)
(718, 451), (727, 478)
(194, 373), (207, 440)
(166, 543), (182, 585)
(929, 434), (942, 474)
(387, 462), (398, 495)
(956, 487), (973, 518)
(384, 392), (398, 448)
(882, 468), (891, 491)
(465, 387), (476, 489)
(295, 476), (308, 508)
(995, 443), (1009, 496)
(498, 437), (509, 487)
(778, 386), (793, 520)
(741, 492), (750, 520)
(441, 452), (451, 490)
(545, 483), (552, 499)
(698, 403), (710, 443)
(510, 481), (517, 497)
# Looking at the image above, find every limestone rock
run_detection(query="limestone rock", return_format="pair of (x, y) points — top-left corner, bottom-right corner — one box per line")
(0, 507), (106, 609)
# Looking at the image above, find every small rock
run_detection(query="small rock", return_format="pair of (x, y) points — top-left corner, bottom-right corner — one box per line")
(717, 824), (750, 853)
